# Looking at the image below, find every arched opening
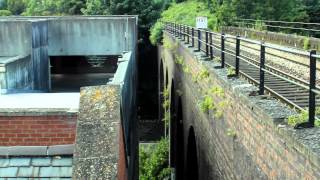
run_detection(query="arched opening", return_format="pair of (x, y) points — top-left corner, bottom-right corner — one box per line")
(165, 69), (169, 88)
(176, 97), (184, 180)
(159, 60), (165, 123)
(169, 80), (175, 167)
(186, 127), (199, 180)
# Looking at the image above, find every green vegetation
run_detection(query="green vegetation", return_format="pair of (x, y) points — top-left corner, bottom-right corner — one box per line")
(226, 128), (236, 138)
(163, 36), (178, 51)
(139, 138), (171, 180)
(0, 9), (11, 16)
(197, 68), (210, 81)
(162, 86), (170, 128)
(175, 54), (184, 65)
(150, 0), (320, 44)
(303, 37), (311, 50)
(287, 108), (320, 127)
(150, 1), (215, 45)
(199, 95), (215, 113)
(227, 67), (236, 77)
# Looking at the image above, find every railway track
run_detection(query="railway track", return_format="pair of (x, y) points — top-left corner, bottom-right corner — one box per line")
(165, 23), (320, 114)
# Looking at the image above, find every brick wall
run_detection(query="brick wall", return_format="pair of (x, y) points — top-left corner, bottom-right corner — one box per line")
(161, 32), (320, 179)
(0, 113), (77, 146)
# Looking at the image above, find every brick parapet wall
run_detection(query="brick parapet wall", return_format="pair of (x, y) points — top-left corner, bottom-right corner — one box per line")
(162, 32), (320, 179)
(0, 111), (77, 146)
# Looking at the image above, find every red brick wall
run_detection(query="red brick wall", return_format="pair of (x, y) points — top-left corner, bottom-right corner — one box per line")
(118, 124), (128, 180)
(0, 114), (77, 146)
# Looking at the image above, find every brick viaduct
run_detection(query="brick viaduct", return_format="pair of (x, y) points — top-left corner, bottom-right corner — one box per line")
(160, 31), (320, 179)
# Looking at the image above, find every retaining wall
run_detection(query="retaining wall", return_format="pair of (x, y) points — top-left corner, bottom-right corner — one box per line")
(161, 32), (320, 179)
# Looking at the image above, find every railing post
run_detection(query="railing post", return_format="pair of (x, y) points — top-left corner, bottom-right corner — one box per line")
(205, 31), (209, 57)
(187, 26), (190, 44)
(210, 33), (213, 59)
(180, 24), (182, 38)
(175, 23), (178, 37)
(309, 50), (317, 127)
(192, 28), (195, 47)
(183, 26), (187, 41)
(198, 29), (201, 52)
(259, 43), (265, 95)
(221, 33), (225, 68)
(235, 36), (240, 76)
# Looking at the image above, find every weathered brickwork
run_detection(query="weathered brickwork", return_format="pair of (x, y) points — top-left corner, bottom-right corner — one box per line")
(0, 113), (77, 146)
(161, 32), (320, 180)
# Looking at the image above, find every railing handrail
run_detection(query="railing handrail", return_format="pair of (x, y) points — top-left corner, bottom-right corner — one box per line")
(163, 21), (319, 128)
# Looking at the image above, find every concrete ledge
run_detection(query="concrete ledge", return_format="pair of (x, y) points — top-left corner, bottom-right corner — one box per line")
(0, 109), (78, 116)
(48, 144), (74, 156)
(0, 145), (74, 157)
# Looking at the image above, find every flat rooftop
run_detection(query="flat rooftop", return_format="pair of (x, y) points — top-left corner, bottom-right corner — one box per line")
(0, 93), (79, 111)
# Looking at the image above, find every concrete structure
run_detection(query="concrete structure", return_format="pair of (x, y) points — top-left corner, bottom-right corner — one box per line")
(0, 16), (137, 93)
(0, 16), (138, 179)
(73, 51), (137, 179)
(160, 32), (320, 179)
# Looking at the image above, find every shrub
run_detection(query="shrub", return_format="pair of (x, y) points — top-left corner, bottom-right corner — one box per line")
(0, 10), (12, 16)
(287, 108), (320, 127)
(150, 1), (216, 45)
(139, 138), (171, 180)
(150, 21), (164, 45)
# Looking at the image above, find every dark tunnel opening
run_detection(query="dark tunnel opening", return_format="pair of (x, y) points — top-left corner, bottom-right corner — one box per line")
(186, 127), (199, 180)
(176, 97), (184, 180)
(50, 56), (118, 92)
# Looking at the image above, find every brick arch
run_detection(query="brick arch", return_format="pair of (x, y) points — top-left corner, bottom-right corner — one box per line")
(186, 126), (199, 180)
(175, 97), (184, 180)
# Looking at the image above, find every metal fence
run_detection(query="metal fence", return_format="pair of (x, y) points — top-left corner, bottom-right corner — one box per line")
(164, 22), (320, 128)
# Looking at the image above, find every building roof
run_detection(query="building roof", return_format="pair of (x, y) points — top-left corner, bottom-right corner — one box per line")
(0, 156), (73, 179)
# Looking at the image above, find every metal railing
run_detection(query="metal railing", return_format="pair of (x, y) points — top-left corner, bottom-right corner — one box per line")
(164, 22), (320, 128)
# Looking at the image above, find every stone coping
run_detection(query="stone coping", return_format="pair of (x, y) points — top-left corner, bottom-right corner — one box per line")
(0, 15), (138, 22)
(0, 108), (78, 116)
(0, 144), (74, 157)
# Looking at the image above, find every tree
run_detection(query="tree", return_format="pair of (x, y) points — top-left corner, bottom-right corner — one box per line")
(7, 0), (26, 15)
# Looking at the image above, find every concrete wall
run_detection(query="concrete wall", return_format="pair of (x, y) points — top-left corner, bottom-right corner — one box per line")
(73, 51), (138, 179)
(110, 51), (138, 179)
(0, 16), (138, 93)
(161, 32), (320, 179)
(0, 20), (50, 93)
(1, 56), (33, 93)
(0, 21), (31, 56)
(48, 17), (137, 56)
(31, 20), (50, 91)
